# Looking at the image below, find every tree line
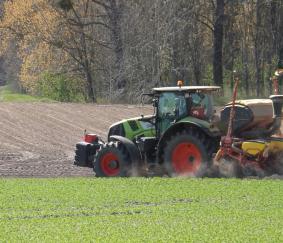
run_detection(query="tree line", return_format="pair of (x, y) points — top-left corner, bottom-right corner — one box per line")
(0, 0), (282, 103)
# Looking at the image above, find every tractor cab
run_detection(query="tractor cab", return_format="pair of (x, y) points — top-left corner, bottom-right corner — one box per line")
(151, 86), (220, 137)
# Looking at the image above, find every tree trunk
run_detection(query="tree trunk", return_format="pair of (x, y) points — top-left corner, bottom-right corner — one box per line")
(242, 46), (249, 97)
(270, 0), (279, 55)
(85, 69), (96, 102)
(255, 0), (263, 97)
(213, 0), (225, 87)
(107, 0), (126, 91)
(255, 47), (261, 97)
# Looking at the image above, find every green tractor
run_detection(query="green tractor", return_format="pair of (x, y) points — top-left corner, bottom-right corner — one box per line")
(74, 84), (221, 177)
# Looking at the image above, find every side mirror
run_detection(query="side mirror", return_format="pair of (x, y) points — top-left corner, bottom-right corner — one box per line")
(141, 92), (154, 105)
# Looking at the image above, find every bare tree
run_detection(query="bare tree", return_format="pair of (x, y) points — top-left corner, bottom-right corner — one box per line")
(213, 0), (225, 87)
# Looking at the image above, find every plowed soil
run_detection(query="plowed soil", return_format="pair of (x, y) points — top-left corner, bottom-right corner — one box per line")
(1, 103), (282, 179)
(0, 103), (152, 177)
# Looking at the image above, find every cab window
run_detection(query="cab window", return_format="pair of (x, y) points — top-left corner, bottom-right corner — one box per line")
(157, 92), (187, 134)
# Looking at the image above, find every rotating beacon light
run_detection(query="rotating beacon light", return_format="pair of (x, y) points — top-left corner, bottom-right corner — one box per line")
(177, 80), (184, 88)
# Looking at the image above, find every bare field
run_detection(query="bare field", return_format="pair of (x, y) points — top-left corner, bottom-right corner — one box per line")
(0, 102), (152, 177)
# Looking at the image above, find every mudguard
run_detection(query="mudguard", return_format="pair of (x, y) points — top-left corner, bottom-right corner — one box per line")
(109, 135), (142, 166)
(159, 121), (213, 147)
(157, 121), (220, 163)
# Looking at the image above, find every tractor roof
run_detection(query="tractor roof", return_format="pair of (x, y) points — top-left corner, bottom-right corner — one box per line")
(153, 86), (221, 93)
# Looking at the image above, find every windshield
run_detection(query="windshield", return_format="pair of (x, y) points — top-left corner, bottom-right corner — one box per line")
(158, 93), (187, 118)
(157, 92), (187, 134)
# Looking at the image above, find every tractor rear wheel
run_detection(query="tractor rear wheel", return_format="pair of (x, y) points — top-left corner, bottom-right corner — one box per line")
(94, 142), (130, 177)
(164, 129), (210, 177)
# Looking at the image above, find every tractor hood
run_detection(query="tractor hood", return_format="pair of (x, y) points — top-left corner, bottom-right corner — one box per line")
(108, 115), (155, 141)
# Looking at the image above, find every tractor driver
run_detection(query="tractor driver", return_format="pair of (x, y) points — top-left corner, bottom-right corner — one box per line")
(187, 93), (214, 120)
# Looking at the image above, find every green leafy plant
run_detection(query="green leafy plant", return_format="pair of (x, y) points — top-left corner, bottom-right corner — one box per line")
(0, 178), (282, 242)
(37, 72), (86, 102)
(0, 86), (52, 102)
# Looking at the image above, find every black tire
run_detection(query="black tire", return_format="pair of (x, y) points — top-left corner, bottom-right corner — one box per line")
(93, 141), (130, 177)
(164, 129), (211, 177)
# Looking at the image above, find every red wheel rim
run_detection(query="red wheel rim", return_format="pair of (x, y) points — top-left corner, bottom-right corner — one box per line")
(171, 142), (202, 175)
(101, 152), (120, 176)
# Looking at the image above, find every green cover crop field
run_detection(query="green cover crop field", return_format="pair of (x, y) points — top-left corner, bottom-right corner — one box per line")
(0, 178), (282, 242)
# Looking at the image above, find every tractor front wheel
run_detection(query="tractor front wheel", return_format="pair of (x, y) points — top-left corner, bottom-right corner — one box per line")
(164, 130), (209, 177)
(94, 142), (130, 177)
